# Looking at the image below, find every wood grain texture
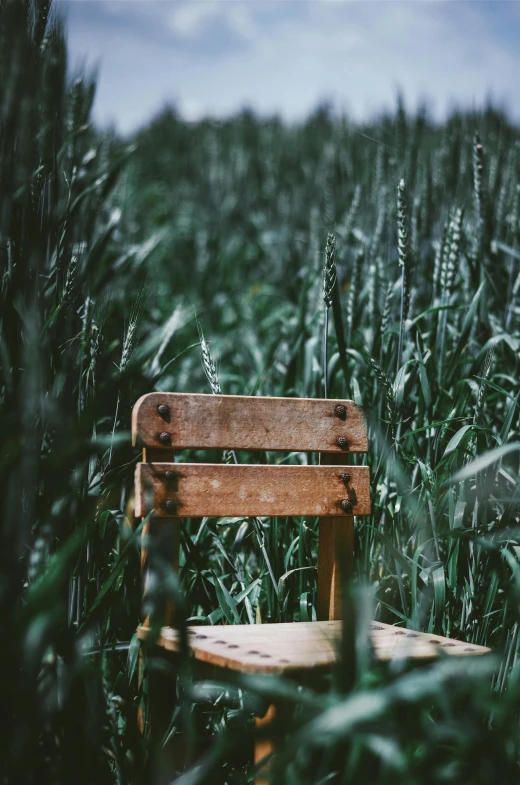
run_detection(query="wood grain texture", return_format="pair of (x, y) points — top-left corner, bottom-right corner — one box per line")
(135, 463), (371, 518)
(132, 393), (368, 453)
(317, 453), (354, 622)
(137, 621), (491, 674)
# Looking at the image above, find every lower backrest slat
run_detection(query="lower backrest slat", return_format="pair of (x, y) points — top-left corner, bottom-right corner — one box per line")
(135, 463), (371, 518)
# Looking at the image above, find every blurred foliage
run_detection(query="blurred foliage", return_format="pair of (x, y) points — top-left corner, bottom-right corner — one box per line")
(2, 1), (520, 784)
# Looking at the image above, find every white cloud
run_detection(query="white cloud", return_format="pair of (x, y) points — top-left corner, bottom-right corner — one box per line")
(167, 1), (256, 40)
(225, 5), (257, 40)
(167, 1), (220, 37)
(61, 0), (520, 133)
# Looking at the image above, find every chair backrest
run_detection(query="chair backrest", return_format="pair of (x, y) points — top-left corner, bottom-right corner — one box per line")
(132, 393), (371, 622)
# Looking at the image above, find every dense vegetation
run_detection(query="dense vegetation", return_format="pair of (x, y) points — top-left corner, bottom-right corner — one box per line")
(2, 1), (520, 783)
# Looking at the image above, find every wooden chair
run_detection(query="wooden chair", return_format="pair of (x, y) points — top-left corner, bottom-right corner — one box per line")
(132, 392), (489, 778)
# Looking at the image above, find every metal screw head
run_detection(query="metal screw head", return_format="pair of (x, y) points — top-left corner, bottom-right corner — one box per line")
(157, 403), (170, 419)
(340, 472), (351, 485)
(165, 470), (176, 482)
(335, 404), (347, 420)
(341, 499), (353, 513)
(337, 436), (349, 450)
(159, 431), (171, 445)
(165, 500), (176, 513)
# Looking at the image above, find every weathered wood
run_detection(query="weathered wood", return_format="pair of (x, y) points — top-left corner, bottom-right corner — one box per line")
(132, 393), (368, 453)
(317, 519), (353, 620)
(135, 463), (371, 518)
(317, 453), (354, 621)
(137, 621), (491, 674)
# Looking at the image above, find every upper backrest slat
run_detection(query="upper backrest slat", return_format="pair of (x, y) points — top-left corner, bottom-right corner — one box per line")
(132, 393), (368, 453)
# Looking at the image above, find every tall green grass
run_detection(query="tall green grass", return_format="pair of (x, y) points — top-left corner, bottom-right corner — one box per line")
(3, 2), (520, 783)
(0, 2), (154, 781)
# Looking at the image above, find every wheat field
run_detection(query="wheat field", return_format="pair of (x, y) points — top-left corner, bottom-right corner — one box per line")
(2, 2), (520, 783)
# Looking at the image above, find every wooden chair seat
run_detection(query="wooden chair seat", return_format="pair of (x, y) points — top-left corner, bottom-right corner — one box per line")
(138, 621), (490, 674)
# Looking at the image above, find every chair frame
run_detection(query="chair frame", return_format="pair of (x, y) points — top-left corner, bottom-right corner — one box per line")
(132, 391), (489, 780)
(133, 392), (367, 780)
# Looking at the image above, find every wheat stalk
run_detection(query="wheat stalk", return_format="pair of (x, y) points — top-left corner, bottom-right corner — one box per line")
(322, 232), (336, 397)
(397, 178), (410, 371)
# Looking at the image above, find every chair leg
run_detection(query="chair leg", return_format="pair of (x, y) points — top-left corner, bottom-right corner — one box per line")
(254, 704), (277, 784)
(255, 701), (297, 785)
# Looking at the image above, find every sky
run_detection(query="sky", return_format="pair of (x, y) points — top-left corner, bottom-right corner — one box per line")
(58, 1), (520, 134)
